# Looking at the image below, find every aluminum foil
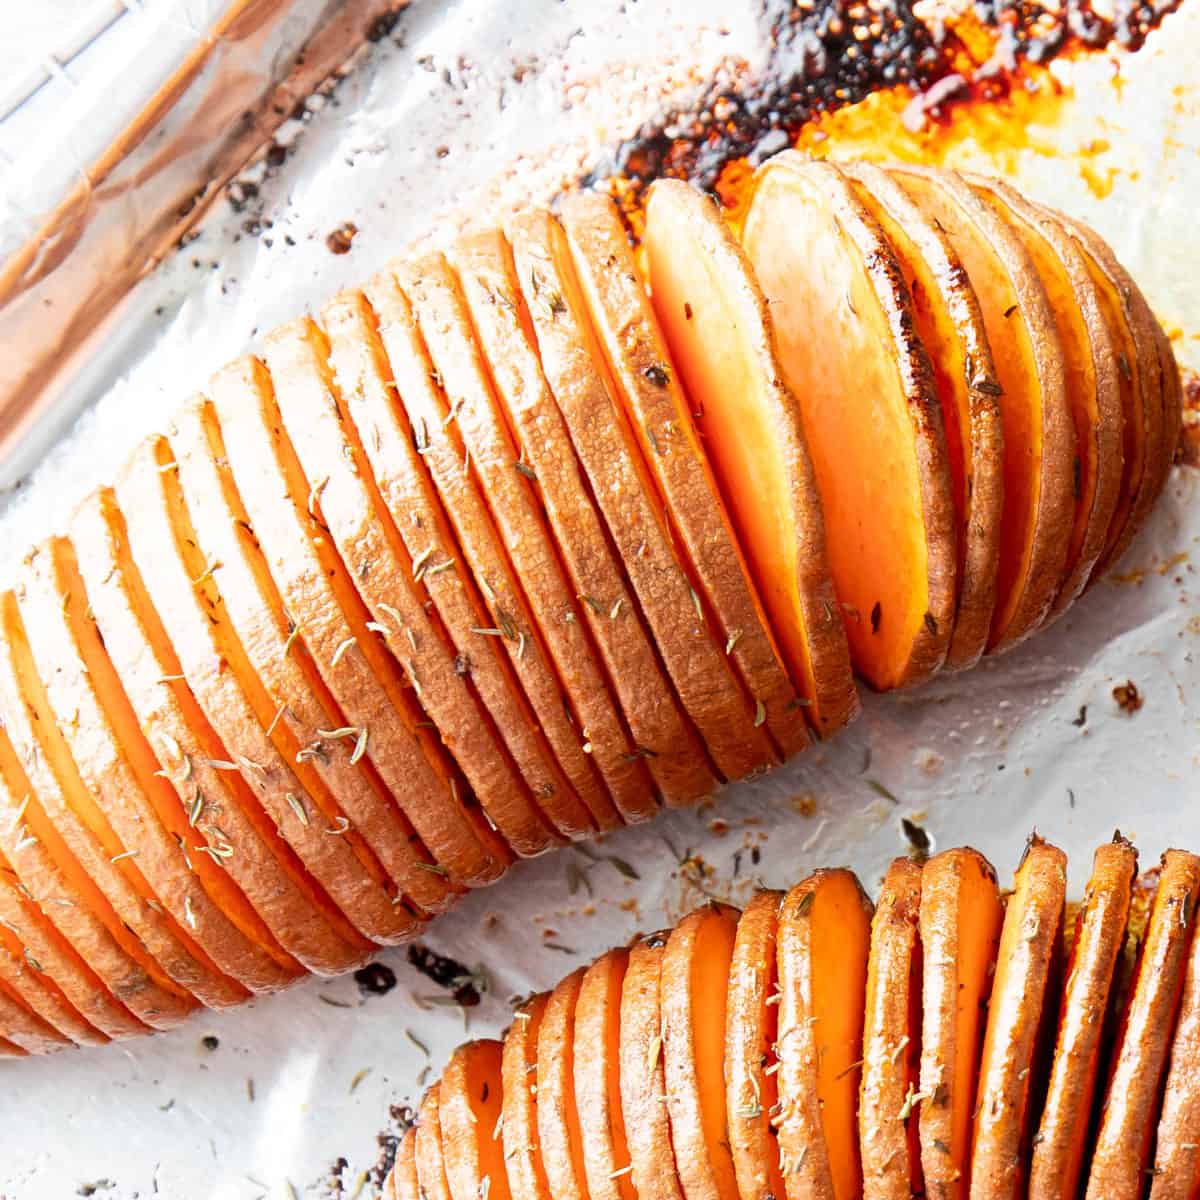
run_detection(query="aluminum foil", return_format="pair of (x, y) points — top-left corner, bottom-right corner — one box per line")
(0, 0), (1198, 1196)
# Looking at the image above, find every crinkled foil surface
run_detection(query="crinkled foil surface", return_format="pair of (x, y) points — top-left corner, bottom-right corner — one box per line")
(0, 0), (1198, 1195)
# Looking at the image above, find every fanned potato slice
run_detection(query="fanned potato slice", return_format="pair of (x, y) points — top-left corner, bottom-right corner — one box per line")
(1084, 850), (1200, 1200)
(575, 949), (635, 1200)
(16, 540), (280, 1002)
(662, 902), (741, 1200)
(115, 436), (394, 950)
(0, 1036), (25, 1058)
(969, 837), (1066, 1200)
(416, 1086), (455, 1200)
(860, 858), (923, 1200)
(643, 178), (855, 739)
(398, 254), (618, 835)
(538, 968), (590, 1200)
(967, 175), (1123, 615)
(744, 156), (956, 689)
(453, 232), (659, 821)
(620, 932), (685, 1200)
(260, 318), (514, 882)
(558, 193), (777, 776)
(0, 589), (208, 1017)
(918, 847), (1003, 1200)
(350, 276), (571, 849)
(1154, 320), (1182, 486)
(203, 360), (457, 919)
(70, 488), (357, 977)
(776, 868), (874, 1200)
(1029, 837), (1136, 1200)
(440, 1039), (511, 1200)
(842, 162), (1004, 672)
(502, 993), (552, 1200)
(388, 1129), (420, 1200)
(725, 891), (786, 1200)
(887, 166), (1074, 652)
(0, 982), (67, 1055)
(506, 209), (719, 801)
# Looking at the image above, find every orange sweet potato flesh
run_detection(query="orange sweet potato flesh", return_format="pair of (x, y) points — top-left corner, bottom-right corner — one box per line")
(0, 982), (68, 1055)
(439, 1039), (511, 1200)
(387, 1128), (420, 1200)
(1029, 837), (1136, 1200)
(918, 847), (1003, 1200)
(860, 858), (923, 1200)
(502, 993), (552, 1200)
(644, 179), (856, 740)
(776, 868), (874, 1200)
(725, 892), (786, 1200)
(415, 1086), (455, 1200)
(969, 838), (1066, 1200)
(842, 162), (1004, 673)
(743, 156), (956, 691)
(887, 167), (1075, 653)
(574, 949), (635, 1200)
(1084, 850), (1200, 1200)
(662, 902), (741, 1200)
(538, 968), (590, 1200)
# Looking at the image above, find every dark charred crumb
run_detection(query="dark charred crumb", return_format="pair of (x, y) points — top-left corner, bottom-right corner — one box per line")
(1068, 787), (1077, 808)
(406, 943), (482, 1005)
(326, 222), (359, 254)
(871, 601), (882, 634)
(1072, 704), (1088, 727)
(354, 962), (398, 997)
(200, 1034), (220, 1052)
(76, 1183), (115, 1197)
(901, 816), (932, 862)
(751, 845), (761, 866)
(366, 9), (403, 42)
(1113, 679), (1144, 713)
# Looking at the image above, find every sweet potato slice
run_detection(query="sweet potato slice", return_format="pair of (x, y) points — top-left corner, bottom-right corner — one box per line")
(70, 488), (357, 977)
(1084, 850), (1200, 1200)
(887, 166), (1075, 652)
(662, 902), (741, 1200)
(502, 993), (552, 1200)
(643, 179), (856, 738)
(969, 837), (1066, 1200)
(398, 253), (618, 835)
(842, 162), (1004, 672)
(415, 1086), (455, 1200)
(1029, 837), (1136, 1200)
(0, 980), (67, 1055)
(202, 359), (456, 919)
(776, 868), (874, 1200)
(453, 232), (660, 821)
(575, 949), (634, 1200)
(1154, 319), (1182, 487)
(558, 193), (778, 776)
(15, 539), (281, 1003)
(506, 208), (718, 801)
(725, 891), (786, 1200)
(115, 436), (392, 951)
(350, 276), (571, 850)
(440, 1039), (511, 1200)
(917, 847), (1003, 1200)
(967, 175), (1123, 616)
(743, 156), (956, 689)
(387, 1129), (420, 1200)
(538, 968), (590, 1200)
(620, 932), (685, 1200)
(260, 317), (514, 882)
(860, 858), (923, 1200)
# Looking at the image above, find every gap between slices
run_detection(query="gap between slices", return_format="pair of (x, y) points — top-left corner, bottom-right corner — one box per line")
(1084, 850), (1200, 1200)
(202, 359), (458, 919)
(450, 231), (657, 821)
(501, 993), (552, 1200)
(643, 178), (856, 739)
(439, 1039), (512, 1200)
(1029, 835), (1136, 1200)
(259, 317), (514, 886)
(743, 155), (956, 690)
(115, 436), (392, 951)
(966, 176), (1123, 618)
(860, 858), (923, 1200)
(725, 892), (786, 1200)
(558, 192), (779, 777)
(969, 837), (1066, 1200)
(352, 272), (573, 849)
(917, 847), (1003, 1200)
(886, 166), (1075, 652)
(776, 868), (873, 1200)
(70, 487), (360, 977)
(505, 207), (719, 802)
(662, 902), (741, 1200)
(841, 162), (1004, 672)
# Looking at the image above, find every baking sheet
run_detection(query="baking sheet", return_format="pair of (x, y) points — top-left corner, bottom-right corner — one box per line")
(0, 0), (1198, 1195)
